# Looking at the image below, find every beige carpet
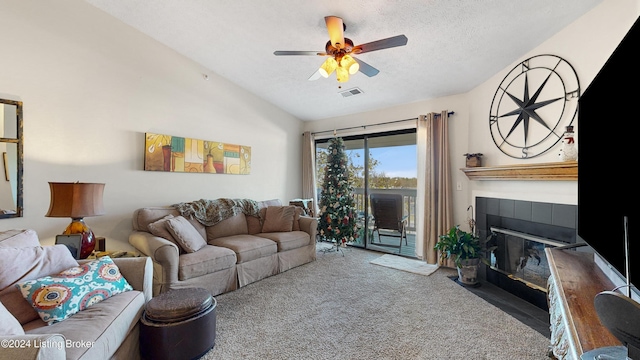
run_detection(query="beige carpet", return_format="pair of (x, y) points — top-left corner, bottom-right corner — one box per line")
(201, 245), (549, 360)
(370, 254), (439, 276)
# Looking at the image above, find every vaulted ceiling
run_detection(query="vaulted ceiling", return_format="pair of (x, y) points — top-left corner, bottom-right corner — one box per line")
(84, 0), (602, 121)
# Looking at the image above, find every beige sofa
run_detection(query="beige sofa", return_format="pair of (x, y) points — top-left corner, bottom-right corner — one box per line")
(0, 229), (153, 360)
(129, 199), (317, 296)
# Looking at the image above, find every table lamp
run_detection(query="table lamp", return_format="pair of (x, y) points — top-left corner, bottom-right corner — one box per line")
(46, 182), (105, 259)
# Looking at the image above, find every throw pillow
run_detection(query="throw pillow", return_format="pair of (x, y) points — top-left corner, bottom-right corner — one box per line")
(165, 216), (207, 253)
(0, 229), (40, 248)
(0, 300), (24, 336)
(0, 245), (79, 325)
(147, 214), (177, 242)
(0, 245), (79, 290)
(262, 206), (296, 233)
(259, 199), (282, 207)
(15, 256), (133, 325)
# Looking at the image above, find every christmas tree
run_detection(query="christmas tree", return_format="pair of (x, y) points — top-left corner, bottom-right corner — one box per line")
(317, 137), (358, 248)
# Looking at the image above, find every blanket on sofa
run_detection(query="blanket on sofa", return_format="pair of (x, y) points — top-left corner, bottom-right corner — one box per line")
(173, 198), (261, 227)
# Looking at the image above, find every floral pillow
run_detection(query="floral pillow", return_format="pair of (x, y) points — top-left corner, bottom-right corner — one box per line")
(15, 256), (132, 325)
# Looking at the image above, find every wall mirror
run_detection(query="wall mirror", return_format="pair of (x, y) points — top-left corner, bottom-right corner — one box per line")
(0, 98), (23, 218)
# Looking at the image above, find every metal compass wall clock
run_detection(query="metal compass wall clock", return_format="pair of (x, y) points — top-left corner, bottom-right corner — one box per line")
(489, 54), (580, 159)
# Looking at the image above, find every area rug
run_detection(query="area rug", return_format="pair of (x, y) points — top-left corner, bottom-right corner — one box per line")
(202, 246), (549, 359)
(370, 253), (439, 276)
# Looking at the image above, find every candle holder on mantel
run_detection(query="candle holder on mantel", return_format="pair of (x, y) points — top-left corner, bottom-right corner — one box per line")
(558, 126), (578, 161)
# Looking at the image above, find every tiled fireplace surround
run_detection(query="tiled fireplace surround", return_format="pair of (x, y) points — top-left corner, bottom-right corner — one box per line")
(475, 197), (578, 310)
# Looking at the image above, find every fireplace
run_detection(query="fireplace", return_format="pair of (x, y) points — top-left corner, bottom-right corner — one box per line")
(475, 197), (578, 310)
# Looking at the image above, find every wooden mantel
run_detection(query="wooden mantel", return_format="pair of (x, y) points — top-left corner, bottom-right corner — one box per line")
(461, 161), (577, 181)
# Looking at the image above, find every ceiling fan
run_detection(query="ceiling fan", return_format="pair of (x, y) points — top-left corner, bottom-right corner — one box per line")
(274, 16), (408, 83)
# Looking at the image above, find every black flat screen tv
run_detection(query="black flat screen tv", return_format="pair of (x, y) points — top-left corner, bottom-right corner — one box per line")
(577, 15), (638, 289)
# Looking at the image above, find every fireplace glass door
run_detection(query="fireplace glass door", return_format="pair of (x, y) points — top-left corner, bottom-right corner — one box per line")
(490, 228), (566, 291)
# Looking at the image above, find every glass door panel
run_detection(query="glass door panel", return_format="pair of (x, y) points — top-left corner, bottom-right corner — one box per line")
(341, 138), (365, 246)
(315, 129), (417, 257)
(366, 132), (417, 257)
(315, 138), (365, 246)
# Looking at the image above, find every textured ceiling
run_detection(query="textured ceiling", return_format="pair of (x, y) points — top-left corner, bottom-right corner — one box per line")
(84, 0), (602, 121)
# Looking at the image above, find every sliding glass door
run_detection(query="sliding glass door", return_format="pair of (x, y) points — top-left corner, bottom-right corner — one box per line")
(315, 129), (417, 258)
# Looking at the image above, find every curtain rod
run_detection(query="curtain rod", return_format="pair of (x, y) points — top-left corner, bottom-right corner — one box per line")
(308, 111), (454, 136)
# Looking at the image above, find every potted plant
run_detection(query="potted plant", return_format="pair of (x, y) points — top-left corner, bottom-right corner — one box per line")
(434, 225), (483, 286)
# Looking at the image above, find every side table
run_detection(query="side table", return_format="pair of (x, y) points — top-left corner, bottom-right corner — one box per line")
(87, 250), (140, 259)
(140, 287), (217, 360)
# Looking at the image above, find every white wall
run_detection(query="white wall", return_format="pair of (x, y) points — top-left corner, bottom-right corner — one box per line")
(0, 1), (303, 250)
(466, 0), (639, 208)
(304, 0), (639, 227)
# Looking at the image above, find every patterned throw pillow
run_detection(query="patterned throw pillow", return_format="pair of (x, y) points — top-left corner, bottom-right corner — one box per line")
(14, 256), (132, 325)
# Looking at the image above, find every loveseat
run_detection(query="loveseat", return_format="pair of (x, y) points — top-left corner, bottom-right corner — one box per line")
(129, 198), (317, 296)
(0, 229), (153, 360)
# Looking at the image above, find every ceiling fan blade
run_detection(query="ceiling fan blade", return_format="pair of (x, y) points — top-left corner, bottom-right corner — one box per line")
(308, 69), (323, 81)
(325, 16), (345, 49)
(352, 35), (408, 54)
(354, 58), (379, 77)
(274, 50), (326, 56)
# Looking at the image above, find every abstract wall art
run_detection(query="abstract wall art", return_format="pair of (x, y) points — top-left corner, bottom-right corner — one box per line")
(144, 133), (251, 175)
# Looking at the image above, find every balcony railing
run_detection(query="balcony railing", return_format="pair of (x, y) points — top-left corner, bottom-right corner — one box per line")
(351, 187), (417, 231)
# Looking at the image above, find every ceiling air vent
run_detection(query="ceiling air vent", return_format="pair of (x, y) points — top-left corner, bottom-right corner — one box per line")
(339, 87), (364, 98)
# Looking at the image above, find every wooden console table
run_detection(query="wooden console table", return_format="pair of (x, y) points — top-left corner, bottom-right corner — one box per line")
(546, 248), (621, 359)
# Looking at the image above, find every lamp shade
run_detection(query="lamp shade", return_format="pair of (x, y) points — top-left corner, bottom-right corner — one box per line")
(46, 182), (105, 218)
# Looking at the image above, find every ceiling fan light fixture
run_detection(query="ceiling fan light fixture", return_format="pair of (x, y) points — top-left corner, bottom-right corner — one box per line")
(340, 55), (359, 75)
(273, 16), (408, 84)
(336, 66), (349, 83)
(319, 57), (338, 78)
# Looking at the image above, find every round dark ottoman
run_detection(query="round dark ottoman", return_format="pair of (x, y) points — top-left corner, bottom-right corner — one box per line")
(140, 287), (217, 360)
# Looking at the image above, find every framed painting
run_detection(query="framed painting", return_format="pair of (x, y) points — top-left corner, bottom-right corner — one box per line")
(144, 133), (251, 174)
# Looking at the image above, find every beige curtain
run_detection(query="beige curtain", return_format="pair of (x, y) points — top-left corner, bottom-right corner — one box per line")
(415, 111), (453, 264)
(301, 131), (317, 212)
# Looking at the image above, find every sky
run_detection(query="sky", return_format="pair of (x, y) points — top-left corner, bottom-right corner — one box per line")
(349, 145), (417, 178)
